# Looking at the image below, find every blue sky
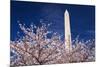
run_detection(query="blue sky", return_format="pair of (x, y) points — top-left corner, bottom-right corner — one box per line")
(10, 1), (95, 41)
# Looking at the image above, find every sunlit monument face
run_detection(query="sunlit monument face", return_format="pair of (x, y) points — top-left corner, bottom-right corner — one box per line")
(10, 0), (95, 66)
(64, 10), (72, 51)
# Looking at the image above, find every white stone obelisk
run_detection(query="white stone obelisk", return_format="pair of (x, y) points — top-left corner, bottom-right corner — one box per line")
(64, 10), (72, 51)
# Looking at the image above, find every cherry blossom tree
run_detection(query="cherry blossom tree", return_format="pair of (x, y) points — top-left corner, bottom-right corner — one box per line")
(10, 22), (95, 66)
